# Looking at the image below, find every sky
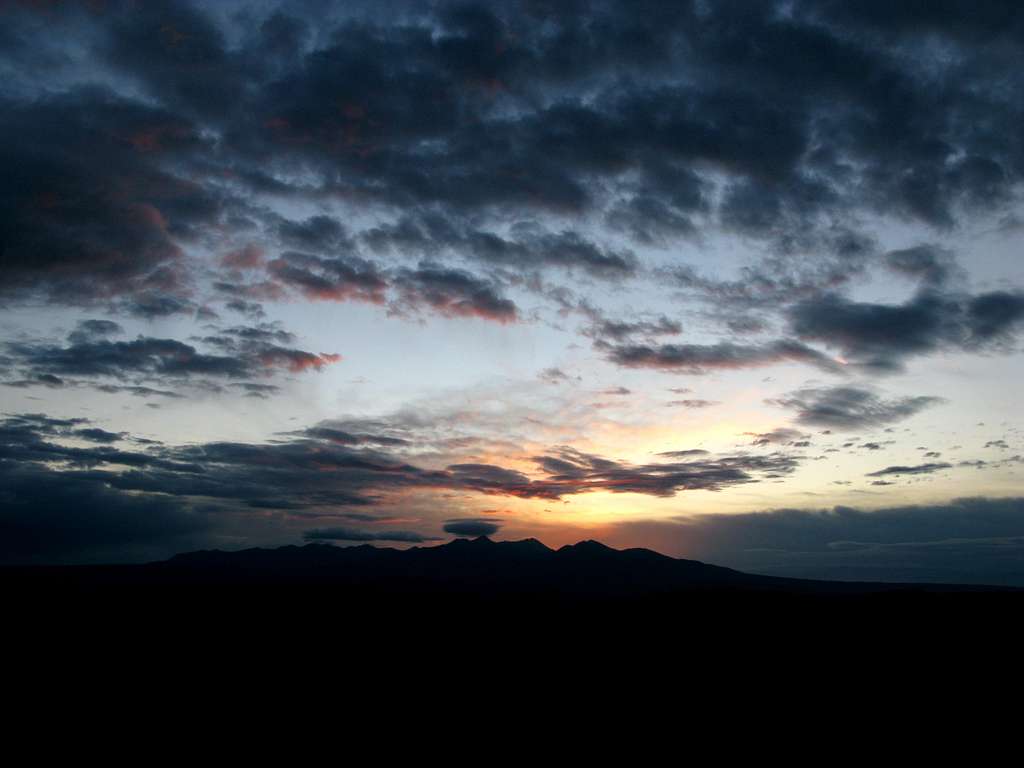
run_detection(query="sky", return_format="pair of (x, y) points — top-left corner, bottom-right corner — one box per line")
(2, 0), (1023, 584)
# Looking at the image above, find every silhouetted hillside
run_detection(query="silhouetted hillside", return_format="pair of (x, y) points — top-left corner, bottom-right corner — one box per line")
(5, 535), (1022, 675)
(5, 536), (1017, 597)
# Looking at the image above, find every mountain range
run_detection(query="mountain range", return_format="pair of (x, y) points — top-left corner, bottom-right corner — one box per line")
(6, 536), (1016, 597)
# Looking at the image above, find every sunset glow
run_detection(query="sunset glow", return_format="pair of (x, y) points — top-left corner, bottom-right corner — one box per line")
(2, 0), (1023, 586)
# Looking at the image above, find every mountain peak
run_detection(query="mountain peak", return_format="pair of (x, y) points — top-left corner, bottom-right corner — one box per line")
(446, 535), (495, 547)
(558, 539), (614, 555)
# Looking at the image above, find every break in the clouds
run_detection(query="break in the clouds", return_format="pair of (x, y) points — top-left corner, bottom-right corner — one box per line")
(1, 1), (1023, 580)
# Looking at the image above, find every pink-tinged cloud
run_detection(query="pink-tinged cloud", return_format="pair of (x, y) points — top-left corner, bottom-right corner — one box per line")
(393, 265), (518, 324)
(267, 254), (388, 304)
(221, 244), (265, 270)
(258, 348), (342, 373)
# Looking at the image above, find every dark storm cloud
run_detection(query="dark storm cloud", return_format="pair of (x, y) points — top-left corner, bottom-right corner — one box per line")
(303, 527), (440, 543)
(0, 86), (220, 304)
(443, 519), (503, 538)
(788, 290), (1024, 372)
(101, 0), (246, 120)
(602, 339), (842, 375)
(768, 386), (945, 430)
(611, 497), (1024, 585)
(6, 0), (1023, 313)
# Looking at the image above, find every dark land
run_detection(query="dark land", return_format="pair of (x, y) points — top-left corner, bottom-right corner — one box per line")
(5, 535), (1018, 618)
(4, 536), (1019, 683)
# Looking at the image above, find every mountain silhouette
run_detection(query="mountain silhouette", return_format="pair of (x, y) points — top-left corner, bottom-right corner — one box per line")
(5, 536), (1020, 669)
(15, 535), (1004, 597)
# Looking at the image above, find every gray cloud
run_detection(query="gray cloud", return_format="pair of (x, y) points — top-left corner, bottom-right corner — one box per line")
(768, 386), (945, 430)
(788, 290), (1024, 373)
(2, 323), (340, 388)
(602, 340), (842, 375)
(608, 497), (1024, 586)
(443, 518), (503, 538)
(303, 527), (440, 543)
(866, 462), (954, 477)
(4, 0), (1023, 315)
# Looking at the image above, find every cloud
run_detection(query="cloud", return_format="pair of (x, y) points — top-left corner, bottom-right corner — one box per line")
(267, 251), (388, 304)
(866, 463), (954, 477)
(377, 224), (640, 279)
(600, 386), (631, 396)
(607, 497), (1024, 585)
(768, 386), (945, 430)
(788, 290), (1024, 372)
(68, 320), (124, 344)
(0, 87), (218, 305)
(747, 428), (807, 447)
(392, 265), (517, 323)
(539, 367), (575, 385)
(0, 459), (211, 565)
(2, 323), (340, 386)
(0, 410), (810, 562)
(602, 340), (842, 375)
(515, 446), (802, 499)
(276, 215), (349, 252)
(443, 518), (503, 537)
(2, 0), (1023, 317)
(883, 245), (960, 287)
(303, 527), (440, 543)
(584, 315), (683, 343)
(118, 292), (194, 320)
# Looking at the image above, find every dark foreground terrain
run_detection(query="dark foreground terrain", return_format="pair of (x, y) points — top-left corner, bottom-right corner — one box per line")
(7, 534), (1021, 595)
(4, 535), (1019, 627)
(4, 536), (1020, 676)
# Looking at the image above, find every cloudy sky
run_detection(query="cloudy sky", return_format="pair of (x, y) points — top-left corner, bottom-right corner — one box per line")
(2, 0), (1023, 583)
